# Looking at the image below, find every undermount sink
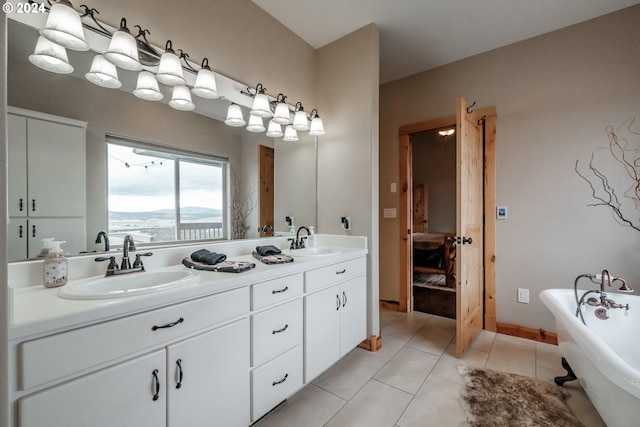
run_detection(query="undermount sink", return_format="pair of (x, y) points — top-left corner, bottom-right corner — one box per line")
(58, 269), (199, 300)
(288, 247), (342, 257)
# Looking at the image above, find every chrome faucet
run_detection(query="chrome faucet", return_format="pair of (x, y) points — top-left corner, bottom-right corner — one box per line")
(121, 235), (136, 270)
(289, 226), (310, 249)
(95, 231), (110, 252)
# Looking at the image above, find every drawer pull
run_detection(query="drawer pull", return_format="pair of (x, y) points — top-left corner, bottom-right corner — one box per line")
(342, 291), (347, 307)
(175, 359), (183, 389)
(152, 369), (161, 401)
(272, 324), (289, 334)
(336, 269), (346, 275)
(272, 373), (289, 386)
(272, 286), (289, 295)
(152, 317), (184, 331)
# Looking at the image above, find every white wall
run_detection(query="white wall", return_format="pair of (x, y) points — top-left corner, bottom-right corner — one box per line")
(380, 5), (640, 332)
(1, 10), (9, 427)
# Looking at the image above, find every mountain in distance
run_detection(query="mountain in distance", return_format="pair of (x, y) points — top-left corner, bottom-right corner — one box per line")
(109, 207), (222, 221)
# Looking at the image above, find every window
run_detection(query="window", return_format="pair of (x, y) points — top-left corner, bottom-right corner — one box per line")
(107, 136), (227, 245)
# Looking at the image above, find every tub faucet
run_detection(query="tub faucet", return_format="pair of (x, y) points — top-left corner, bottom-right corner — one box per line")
(95, 231), (110, 252)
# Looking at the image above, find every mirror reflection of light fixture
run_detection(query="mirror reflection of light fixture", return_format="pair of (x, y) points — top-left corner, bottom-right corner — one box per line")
(292, 102), (309, 132)
(249, 84), (273, 118)
(169, 85), (195, 111)
(104, 18), (142, 71)
(266, 120), (284, 138)
(133, 71), (163, 101)
(438, 128), (455, 137)
(156, 40), (186, 86)
(283, 125), (299, 142)
(29, 36), (74, 74)
(246, 115), (265, 133)
(308, 109), (326, 136)
(272, 94), (291, 125)
(191, 58), (218, 99)
(40, 0), (89, 51)
(85, 54), (122, 88)
(225, 103), (246, 127)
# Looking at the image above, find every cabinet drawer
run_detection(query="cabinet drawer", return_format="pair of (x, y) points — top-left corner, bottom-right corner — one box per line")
(304, 257), (366, 293)
(251, 344), (303, 422)
(251, 273), (302, 311)
(20, 286), (249, 390)
(251, 298), (302, 367)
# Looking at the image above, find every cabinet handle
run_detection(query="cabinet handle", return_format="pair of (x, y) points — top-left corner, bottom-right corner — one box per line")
(336, 294), (341, 311)
(32, 224), (36, 238)
(336, 269), (346, 275)
(152, 369), (161, 401)
(272, 373), (288, 386)
(272, 324), (289, 334)
(19, 198), (23, 212)
(19, 225), (23, 239)
(272, 286), (289, 294)
(32, 199), (36, 212)
(342, 291), (347, 308)
(175, 359), (183, 389)
(152, 317), (184, 331)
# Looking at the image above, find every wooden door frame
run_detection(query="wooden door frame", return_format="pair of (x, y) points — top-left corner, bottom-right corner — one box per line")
(398, 108), (497, 331)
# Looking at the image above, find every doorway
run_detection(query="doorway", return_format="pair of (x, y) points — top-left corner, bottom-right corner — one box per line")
(398, 102), (497, 352)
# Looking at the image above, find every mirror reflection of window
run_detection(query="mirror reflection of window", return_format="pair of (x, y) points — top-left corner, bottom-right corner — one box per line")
(107, 141), (226, 244)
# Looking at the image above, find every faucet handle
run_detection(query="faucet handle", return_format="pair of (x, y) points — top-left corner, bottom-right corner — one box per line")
(95, 256), (118, 274)
(133, 252), (153, 269)
(287, 238), (295, 250)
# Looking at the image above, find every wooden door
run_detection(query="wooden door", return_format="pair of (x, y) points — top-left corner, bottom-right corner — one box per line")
(455, 97), (484, 357)
(412, 184), (427, 233)
(258, 145), (274, 236)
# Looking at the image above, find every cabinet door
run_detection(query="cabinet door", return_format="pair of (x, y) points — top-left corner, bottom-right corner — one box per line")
(8, 218), (28, 261)
(304, 285), (341, 383)
(167, 318), (250, 427)
(8, 114), (27, 218)
(340, 276), (367, 357)
(19, 350), (166, 427)
(27, 217), (86, 258)
(27, 118), (86, 217)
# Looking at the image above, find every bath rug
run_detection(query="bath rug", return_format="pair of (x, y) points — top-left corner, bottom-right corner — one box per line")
(457, 366), (584, 427)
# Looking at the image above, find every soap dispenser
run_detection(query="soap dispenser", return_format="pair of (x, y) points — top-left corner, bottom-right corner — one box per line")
(37, 237), (55, 258)
(43, 241), (68, 288)
(308, 226), (315, 247)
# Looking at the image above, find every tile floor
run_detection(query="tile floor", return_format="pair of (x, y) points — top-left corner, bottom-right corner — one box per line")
(254, 308), (605, 427)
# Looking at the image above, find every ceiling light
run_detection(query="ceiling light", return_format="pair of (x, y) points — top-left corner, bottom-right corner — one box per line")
(133, 71), (163, 101)
(169, 85), (195, 111)
(85, 54), (122, 88)
(266, 120), (284, 138)
(309, 109), (326, 136)
(272, 93), (291, 125)
(249, 83), (273, 118)
(191, 58), (218, 99)
(40, 0), (89, 51)
(29, 36), (74, 74)
(292, 102), (309, 131)
(283, 125), (299, 142)
(225, 103), (246, 127)
(104, 18), (142, 71)
(156, 40), (186, 86)
(438, 129), (455, 137)
(246, 115), (265, 133)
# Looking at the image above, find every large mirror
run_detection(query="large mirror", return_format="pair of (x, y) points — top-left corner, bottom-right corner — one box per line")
(6, 18), (317, 261)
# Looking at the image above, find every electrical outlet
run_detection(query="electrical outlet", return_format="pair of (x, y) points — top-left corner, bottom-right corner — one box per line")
(517, 288), (529, 304)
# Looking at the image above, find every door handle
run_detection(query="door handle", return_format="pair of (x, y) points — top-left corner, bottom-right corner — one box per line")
(455, 236), (473, 245)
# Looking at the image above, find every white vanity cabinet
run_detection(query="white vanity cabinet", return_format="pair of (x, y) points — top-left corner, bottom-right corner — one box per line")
(7, 108), (87, 260)
(304, 257), (367, 382)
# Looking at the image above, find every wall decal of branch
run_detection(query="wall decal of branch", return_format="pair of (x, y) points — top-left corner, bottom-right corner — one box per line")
(575, 116), (640, 232)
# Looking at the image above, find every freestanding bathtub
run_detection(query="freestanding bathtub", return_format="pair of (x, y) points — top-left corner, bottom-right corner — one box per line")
(540, 288), (640, 427)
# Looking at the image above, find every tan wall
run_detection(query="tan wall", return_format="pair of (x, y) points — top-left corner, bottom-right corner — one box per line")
(380, 5), (640, 332)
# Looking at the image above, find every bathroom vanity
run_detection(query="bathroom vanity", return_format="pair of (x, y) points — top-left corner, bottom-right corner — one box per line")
(7, 235), (367, 426)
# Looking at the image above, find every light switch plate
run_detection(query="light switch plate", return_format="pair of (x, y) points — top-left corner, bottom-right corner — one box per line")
(517, 288), (529, 304)
(383, 208), (397, 218)
(390, 183), (397, 193)
(497, 206), (508, 219)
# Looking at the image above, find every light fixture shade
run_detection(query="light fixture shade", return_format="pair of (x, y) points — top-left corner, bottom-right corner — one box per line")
(133, 71), (163, 101)
(266, 120), (284, 138)
(292, 110), (309, 131)
(225, 104), (246, 127)
(247, 115), (266, 133)
(85, 54), (121, 88)
(192, 68), (218, 99)
(250, 92), (273, 118)
(156, 41), (186, 86)
(309, 116), (326, 136)
(273, 101), (291, 125)
(169, 85), (195, 111)
(104, 19), (142, 71)
(40, 0), (89, 51)
(283, 125), (299, 142)
(29, 36), (74, 74)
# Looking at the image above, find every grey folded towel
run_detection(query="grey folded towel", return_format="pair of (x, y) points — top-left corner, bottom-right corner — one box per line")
(190, 249), (227, 265)
(255, 245), (282, 256)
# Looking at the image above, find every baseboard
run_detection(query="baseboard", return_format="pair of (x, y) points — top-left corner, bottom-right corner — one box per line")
(496, 322), (558, 345)
(358, 334), (383, 352)
(379, 300), (400, 311)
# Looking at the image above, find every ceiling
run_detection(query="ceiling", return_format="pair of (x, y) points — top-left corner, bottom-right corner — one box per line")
(252, 0), (640, 84)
